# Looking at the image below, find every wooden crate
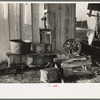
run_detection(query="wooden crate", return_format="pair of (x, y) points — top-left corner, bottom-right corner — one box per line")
(40, 67), (61, 83)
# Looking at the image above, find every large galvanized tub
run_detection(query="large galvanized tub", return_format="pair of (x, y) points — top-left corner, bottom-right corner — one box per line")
(10, 39), (22, 54)
(10, 39), (31, 54)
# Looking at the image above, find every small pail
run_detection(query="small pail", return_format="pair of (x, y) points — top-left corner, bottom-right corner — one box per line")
(36, 44), (45, 53)
(10, 39), (31, 54)
(10, 39), (22, 54)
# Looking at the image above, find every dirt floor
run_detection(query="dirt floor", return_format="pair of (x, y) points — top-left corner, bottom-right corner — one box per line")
(0, 62), (41, 83)
(0, 62), (100, 83)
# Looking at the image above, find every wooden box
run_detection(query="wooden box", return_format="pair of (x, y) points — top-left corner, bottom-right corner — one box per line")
(40, 67), (61, 83)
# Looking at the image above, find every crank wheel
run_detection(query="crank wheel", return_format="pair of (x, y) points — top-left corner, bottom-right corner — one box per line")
(62, 38), (81, 57)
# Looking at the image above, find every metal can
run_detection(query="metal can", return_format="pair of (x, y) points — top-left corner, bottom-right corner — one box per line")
(36, 44), (45, 53)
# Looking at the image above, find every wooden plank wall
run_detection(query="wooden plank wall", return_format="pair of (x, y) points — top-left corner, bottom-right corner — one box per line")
(0, 3), (75, 63)
(0, 4), (9, 62)
(0, 3), (41, 63)
(47, 4), (75, 52)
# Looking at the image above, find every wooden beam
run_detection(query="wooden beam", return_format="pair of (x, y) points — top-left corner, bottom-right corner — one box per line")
(9, 3), (20, 39)
(0, 4), (10, 62)
(20, 3), (32, 41)
(32, 4), (39, 45)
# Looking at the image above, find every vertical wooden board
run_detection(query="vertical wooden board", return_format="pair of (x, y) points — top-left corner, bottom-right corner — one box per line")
(46, 4), (64, 52)
(54, 4), (61, 52)
(46, 4), (56, 51)
(0, 4), (5, 62)
(67, 4), (75, 39)
(47, 4), (76, 52)
(15, 3), (21, 39)
(3, 3), (10, 48)
(0, 4), (9, 62)
(70, 4), (75, 38)
(61, 4), (69, 51)
(3, 3), (10, 61)
(39, 3), (44, 28)
(65, 4), (71, 39)
(61, 4), (75, 51)
(9, 3), (20, 39)
(32, 4), (39, 45)
(8, 3), (15, 39)
(21, 3), (32, 41)
(68, 4), (73, 39)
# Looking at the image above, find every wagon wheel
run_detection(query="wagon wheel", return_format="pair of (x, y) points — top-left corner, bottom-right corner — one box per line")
(62, 38), (81, 57)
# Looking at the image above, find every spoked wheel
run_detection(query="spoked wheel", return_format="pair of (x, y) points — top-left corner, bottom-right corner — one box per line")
(62, 38), (81, 57)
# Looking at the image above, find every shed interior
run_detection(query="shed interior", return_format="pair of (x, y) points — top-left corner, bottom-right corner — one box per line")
(0, 3), (100, 83)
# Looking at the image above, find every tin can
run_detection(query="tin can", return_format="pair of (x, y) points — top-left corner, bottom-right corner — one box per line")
(36, 44), (45, 53)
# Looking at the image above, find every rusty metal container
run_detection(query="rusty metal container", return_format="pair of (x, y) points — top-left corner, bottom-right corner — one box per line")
(40, 29), (51, 44)
(36, 44), (45, 53)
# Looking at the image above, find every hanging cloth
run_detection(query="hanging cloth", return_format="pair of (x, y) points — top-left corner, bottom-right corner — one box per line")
(87, 3), (100, 39)
(87, 10), (97, 45)
(87, 3), (100, 45)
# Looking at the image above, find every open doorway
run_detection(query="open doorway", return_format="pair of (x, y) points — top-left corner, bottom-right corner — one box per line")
(75, 3), (100, 41)
(75, 3), (88, 40)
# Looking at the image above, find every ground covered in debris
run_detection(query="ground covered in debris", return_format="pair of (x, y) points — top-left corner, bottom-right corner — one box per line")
(0, 62), (41, 83)
(0, 62), (100, 83)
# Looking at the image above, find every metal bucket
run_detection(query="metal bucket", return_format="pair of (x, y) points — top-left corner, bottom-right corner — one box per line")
(40, 29), (51, 44)
(22, 40), (31, 54)
(10, 39), (22, 54)
(36, 44), (45, 53)
(10, 39), (31, 54)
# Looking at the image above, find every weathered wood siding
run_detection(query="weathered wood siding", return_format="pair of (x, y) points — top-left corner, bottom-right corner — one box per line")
(0, 4), (9, 62)
(46, 4), (75, 52)
(0, 3), (75, 63)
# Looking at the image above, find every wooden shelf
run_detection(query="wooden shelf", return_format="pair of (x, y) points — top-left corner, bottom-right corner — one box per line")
(6, 50), (30, 55)
(6, 50), (59, 56)
(28, 52), (59, 57)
